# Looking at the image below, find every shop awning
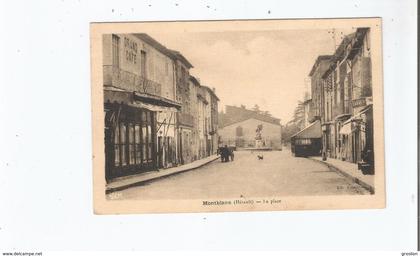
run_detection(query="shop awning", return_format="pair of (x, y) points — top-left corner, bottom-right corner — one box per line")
(291, 120), (321, 139)
(341, 104), (372, 125)
(104, 87), (133, 104)
(354, 104), (372, 118)
(104, 86), (181, 112)
(129, 101), (178, 112)
(335, 113), (352, 121)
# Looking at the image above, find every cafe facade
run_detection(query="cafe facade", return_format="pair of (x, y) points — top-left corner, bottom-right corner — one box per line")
(102, 33), (181, 181)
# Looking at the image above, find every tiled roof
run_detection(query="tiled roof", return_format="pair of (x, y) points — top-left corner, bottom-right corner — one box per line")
(170, 50), (194, 68)
(134, 33), (175, 60)
(321, 33), (356, 79)
(189, 75), (200, 86)
(201, 85), (220, 101)
(134, 33), (193, 68)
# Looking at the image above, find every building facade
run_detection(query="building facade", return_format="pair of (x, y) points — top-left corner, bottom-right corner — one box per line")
(301, 98), (312, 130)
(203, 86), (220, 155)
(103, 33), (182, 181)
(296, 27), (374, 173)
(218, 105), (282, 150)
(173, 51), (195, 165)
(189, 76), (220, 160)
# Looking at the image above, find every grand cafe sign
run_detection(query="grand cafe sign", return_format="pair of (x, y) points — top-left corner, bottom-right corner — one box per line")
(124, 36), (138, 64)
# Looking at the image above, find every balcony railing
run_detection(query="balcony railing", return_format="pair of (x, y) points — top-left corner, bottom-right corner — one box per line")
(103, 65), (162, 97)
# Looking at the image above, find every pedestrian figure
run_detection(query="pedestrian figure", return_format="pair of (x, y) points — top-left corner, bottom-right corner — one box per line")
(229, 147), (235, 161)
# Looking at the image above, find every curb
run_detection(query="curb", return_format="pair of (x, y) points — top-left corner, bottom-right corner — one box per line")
(106, 156), (220, 194)
(309, 157), (375, 194)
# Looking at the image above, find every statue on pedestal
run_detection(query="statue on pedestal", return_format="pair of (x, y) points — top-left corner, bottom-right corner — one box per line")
(255, 124), (263, 148)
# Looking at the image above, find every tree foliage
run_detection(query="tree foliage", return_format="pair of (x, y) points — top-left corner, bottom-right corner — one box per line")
(282, 101), (306, 144)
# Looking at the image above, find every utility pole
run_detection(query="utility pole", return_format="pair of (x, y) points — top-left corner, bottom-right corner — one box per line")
(327, 28), (337, 51)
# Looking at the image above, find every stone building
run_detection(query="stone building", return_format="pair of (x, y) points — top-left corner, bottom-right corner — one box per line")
(102, 33), (220, 181)
(295, 27), (374, 173)
(202, 86), (220, 155)
(218, 105), (282, 150)
(102, 33), (181, 180)
(319, 28), (373, 167)
(189, 76), (220, 160)
(308, 55), (334, 122)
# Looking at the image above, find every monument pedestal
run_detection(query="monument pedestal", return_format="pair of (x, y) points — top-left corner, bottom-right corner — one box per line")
(255, 139), (263, 148)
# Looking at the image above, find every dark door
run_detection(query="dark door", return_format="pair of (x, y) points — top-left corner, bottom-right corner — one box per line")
(140, 50), (147, 78)
(158, 136), (163, 168)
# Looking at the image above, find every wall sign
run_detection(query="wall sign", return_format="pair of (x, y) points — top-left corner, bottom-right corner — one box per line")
(352, 97), (366, 108)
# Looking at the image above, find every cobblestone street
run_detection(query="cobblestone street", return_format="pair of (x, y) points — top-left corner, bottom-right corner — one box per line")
(109, 150), (368, 200)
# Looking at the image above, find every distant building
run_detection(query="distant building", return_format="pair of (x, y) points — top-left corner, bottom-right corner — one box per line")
(172, 50), (194, 165)
(308, 55), (333, 123)
(202, 86), (220, 155)
(103, 33), (181, 180)
(321, 28), (373, 166)
(218, 105), (282, 150)
(189, 76), (220, 160)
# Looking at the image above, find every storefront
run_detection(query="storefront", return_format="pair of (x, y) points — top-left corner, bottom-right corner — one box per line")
(291, 120), (322, 157)
(104, 87), (181, 181)
(321, 122), (334, 158)
(178, 127), (193, 164)
(338, 118), (353, 162)
(156, 111), (178, 169)
(334, 114), (352, 161)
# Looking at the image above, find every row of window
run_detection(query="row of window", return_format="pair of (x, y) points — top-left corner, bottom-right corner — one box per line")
(111, 34), (147, 78)
(295, 138), (311, 145)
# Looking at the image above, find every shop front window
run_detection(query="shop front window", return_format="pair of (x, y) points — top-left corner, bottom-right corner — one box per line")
(108, 107), (156, 176)
(120, 123), (127, 166)
(128, 123), (135, 165)
(114, 125), (120, 166)
(135, 124), (141, 164)
(142, 122), (148, 162)
(147, 112), (153, 162)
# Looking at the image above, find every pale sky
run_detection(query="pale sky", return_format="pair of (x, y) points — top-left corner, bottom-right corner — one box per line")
(149, 28), (355, 123)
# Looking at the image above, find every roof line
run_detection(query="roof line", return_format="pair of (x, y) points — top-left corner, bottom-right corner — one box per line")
(308, 55), (333, 76)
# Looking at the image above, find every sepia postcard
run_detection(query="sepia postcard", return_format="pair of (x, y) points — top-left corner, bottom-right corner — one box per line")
(91, 18), (385, 214)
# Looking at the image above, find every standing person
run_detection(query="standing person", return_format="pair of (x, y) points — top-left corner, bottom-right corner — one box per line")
(229, 147), (235, 161)
(222, 145), (230, 162)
